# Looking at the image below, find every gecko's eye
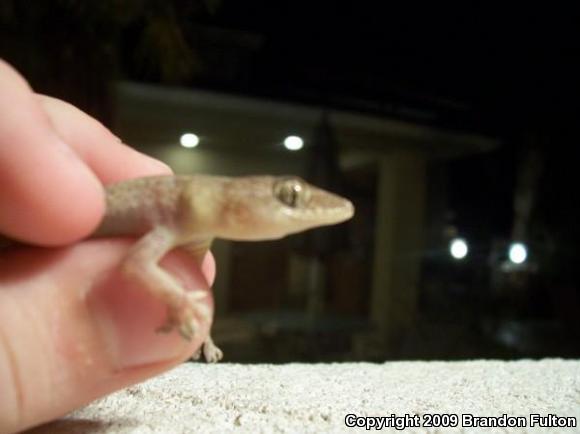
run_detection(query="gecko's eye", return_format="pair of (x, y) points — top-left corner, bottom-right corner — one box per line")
(274, 177), (310, 208)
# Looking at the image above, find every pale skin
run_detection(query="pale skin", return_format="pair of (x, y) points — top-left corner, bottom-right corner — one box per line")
(0, 59), (354, 433)
(0, 59), (208, 434)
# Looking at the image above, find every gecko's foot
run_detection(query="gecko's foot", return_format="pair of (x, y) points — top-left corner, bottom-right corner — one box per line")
(203, 340), (224, 363)
(190, 340), (223, 363)
(156, 315), (197, 340)
(190, 348), (202, 360)
(157, 290), (210, 341)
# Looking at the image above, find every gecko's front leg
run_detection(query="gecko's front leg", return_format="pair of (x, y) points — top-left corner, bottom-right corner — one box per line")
(182, 241), (224, 363)
(121, 226), (211, 341)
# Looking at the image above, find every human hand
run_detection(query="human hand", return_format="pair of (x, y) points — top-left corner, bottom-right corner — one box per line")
(0, 59), (214, 433)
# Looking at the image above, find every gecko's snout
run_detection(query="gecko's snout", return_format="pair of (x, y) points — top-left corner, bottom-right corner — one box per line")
(342, 198), (355, 220)
(308, 187), (355, 224)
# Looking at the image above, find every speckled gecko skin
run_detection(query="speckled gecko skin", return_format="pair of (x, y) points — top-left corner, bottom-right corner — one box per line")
(1, 175), (355, 363)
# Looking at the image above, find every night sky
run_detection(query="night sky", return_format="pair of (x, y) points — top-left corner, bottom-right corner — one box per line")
(210, 2), (579, 133)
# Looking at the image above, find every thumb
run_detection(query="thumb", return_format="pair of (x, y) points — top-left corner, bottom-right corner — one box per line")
(0, 240), (214, 433)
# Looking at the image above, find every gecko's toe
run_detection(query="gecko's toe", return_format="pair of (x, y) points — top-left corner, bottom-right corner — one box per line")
(178, 319), (197, 341)
(156, 323), (173, 334)
(156, 290), (210, 342)
(205, 348), (223, 363)
(185, 291), (212, 322)
(156, 319), (197, 341)
(156, 314), (177, 334)
(156, 307), (197, 341)
(203, 341), (224, 363)
(190, 348), (202, 361)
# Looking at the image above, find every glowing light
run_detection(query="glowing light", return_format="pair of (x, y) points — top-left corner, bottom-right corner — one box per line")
(180, 133), (199, 148)
(509, 242), (528, 264)
(283, 135), (304, 151)
(450, 238), (468, 260)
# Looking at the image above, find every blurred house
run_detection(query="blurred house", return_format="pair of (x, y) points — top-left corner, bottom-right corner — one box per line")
(112, 81), (498, 361)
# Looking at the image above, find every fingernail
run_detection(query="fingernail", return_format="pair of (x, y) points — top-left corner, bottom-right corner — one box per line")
(119, 141), (174, 175)
(137, 151), (173, 175)
(147, 157), (173, 175)
(88, 269), (189, 369)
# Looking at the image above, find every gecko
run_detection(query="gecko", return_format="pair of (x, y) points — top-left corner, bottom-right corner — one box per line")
(5, 175), (354, 363)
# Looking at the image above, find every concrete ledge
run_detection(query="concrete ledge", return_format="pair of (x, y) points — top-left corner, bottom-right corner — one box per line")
(31, 359), (580, 433)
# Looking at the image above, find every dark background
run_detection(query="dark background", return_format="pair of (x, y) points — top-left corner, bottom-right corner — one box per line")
(1, 1), (579, 361)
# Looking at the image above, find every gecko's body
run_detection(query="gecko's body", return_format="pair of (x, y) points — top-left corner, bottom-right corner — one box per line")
(89, 175), (354, 362)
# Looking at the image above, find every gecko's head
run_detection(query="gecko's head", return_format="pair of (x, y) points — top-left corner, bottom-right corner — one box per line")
(216, 176), (354, 240)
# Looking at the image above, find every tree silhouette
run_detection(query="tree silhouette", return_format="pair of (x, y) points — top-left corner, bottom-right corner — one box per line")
(0, 0), (220, 122)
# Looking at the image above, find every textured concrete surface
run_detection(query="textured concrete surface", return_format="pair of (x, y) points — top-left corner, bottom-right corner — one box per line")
(29, 359), (580, 433)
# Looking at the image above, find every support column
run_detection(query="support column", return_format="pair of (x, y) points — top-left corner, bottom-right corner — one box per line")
(370, 151), (426, 345)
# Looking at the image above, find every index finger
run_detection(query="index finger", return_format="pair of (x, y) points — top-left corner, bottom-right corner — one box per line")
(0, 60), (104, 246)
(37, 95), (172, 184)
